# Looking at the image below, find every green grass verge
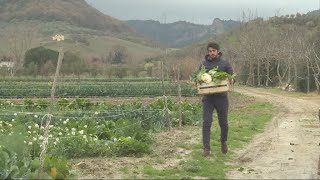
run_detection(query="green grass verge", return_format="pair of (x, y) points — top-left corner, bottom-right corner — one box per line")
(262, 87), (313, 97)
(235, 85), (312, 97)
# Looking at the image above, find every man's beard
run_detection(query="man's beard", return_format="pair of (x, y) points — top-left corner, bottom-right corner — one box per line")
(209, 54), (218, 59)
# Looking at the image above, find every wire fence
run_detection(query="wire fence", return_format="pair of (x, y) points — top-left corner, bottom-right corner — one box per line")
(45, 111), (163, 141)
(0, 101), (174, 145)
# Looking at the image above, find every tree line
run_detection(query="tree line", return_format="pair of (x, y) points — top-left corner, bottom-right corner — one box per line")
(222, 13), (320, 93)
(0, 44), (163, 79)
(157, 13), (320, 93)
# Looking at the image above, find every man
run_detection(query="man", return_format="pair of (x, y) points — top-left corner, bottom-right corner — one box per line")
(200, 42), (234, 157)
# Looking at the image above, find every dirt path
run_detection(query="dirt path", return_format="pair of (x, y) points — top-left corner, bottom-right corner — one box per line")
(227, 87), (320, 179)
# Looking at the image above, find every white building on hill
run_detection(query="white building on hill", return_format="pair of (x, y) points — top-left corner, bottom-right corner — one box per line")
(0, 61), (14, 68)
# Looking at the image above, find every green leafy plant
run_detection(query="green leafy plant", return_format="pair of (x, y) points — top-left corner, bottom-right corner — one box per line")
(190, 65), (207, 84)
(0, 148), (19, 179)
(111, 137), (151, 157)
(190, 66), (236, 84)
(49, 136), (111, 158)
(23, 99), (35, 110)
(35, 99), (49, 110)
(0, 80), (198, 97)
(43, 156), (70, 179)
(28, 156), (70, 179)
(0, 147), (31, 179)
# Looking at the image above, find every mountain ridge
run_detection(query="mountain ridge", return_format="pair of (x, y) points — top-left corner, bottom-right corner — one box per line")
(126, 19), (240, 47)
(307, 9), (320, 16)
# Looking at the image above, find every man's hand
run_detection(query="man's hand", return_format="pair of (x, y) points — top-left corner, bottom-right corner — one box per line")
(193, 82), (198, 87)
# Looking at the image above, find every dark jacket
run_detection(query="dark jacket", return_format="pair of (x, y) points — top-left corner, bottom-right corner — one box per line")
(200, 55), (233, 75)
(200, 54), (234, 97)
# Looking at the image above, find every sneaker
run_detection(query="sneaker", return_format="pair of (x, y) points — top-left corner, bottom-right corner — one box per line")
(221, 142), (228, 154)
(203, 148), (210, 157)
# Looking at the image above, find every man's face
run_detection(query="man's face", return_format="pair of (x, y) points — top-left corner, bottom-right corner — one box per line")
(208, 47), (219, 59)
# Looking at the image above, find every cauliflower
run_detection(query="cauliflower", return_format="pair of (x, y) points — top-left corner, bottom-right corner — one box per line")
(201, 73), (212, 83)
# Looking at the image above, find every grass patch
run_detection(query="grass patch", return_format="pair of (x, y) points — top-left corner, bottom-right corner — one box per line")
(248, 102), (273, 109)
(238, 85), (310, 97)
(142, 95), (274, 179)
(119, 166), (129, 174)
(229, 91), (244, 97)
(176, 143), (191, 150)
(263, 88), (308, 97)
(155, 158), (165, 164)
(143, 165), (178, 178)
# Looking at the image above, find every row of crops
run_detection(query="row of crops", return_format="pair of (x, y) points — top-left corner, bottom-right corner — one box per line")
(0, 97), (202, 179)
(0, 77), (197, 98)
(0, 77), (163, 83)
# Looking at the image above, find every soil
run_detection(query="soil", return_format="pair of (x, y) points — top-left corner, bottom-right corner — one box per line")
(71, 126), (200, 179)
(227, 86), (320, 179)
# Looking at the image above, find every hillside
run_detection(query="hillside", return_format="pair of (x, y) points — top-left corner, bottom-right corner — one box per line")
(0, 0), (134, 34)
(307, 9), (320, 16)
(0, 0), (164, 68)
(126, 19), (240, 47)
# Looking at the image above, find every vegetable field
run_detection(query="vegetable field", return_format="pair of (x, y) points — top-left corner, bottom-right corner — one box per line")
(0, 77), (201, 179)
(0, 77), (197, 98)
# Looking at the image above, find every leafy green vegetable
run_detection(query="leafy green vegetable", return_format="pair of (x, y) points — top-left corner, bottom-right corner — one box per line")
(190, 65), (207, 83)
(190, 65), (236, 84)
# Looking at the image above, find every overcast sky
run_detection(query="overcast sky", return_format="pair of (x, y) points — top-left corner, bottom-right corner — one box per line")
(86, 0), (319, 24)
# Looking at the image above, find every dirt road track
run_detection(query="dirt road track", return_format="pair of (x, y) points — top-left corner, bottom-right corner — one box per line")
(227, 87), (320, 179)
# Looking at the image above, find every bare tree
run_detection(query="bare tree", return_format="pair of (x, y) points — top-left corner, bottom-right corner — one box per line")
(5, 23), (38, 75)
(107, 45), (128, 64)
(221, 10), (320, 93)
(305, 43), (320, 94)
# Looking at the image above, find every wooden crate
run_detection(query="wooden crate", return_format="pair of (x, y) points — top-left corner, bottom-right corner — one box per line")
(197, 80), (230, 95)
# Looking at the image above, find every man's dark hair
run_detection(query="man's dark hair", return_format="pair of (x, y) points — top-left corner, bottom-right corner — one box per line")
(207, 42), (220, 51)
